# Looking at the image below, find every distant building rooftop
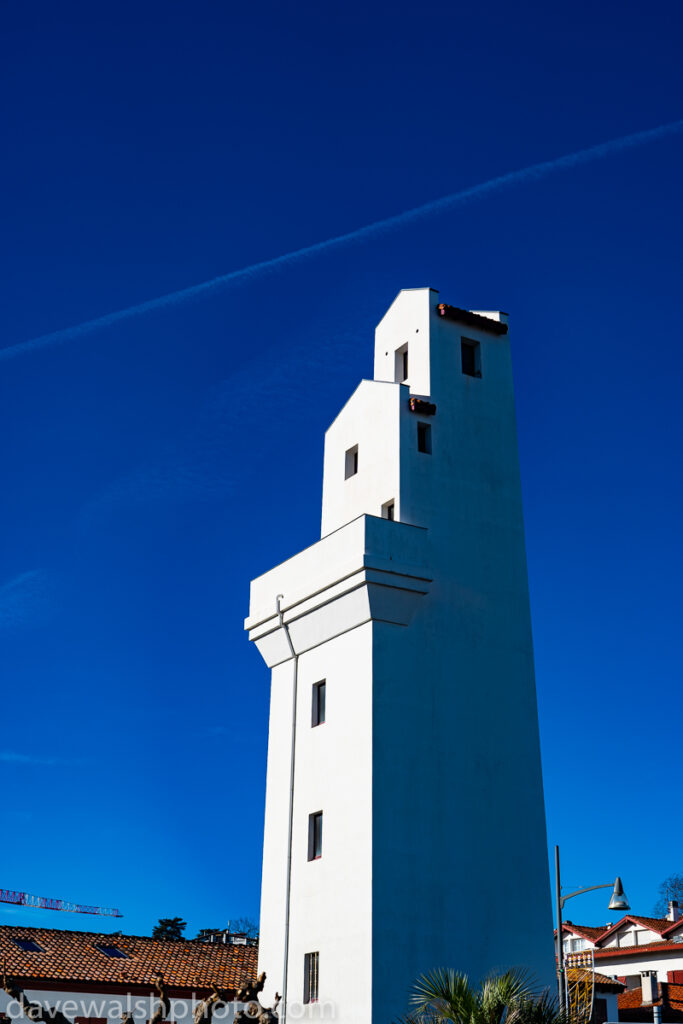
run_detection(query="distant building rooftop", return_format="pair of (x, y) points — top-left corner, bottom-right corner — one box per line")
(565, 967), (624, 993)
(0, 925), (257, 993)
(619, 982), (683, 1022)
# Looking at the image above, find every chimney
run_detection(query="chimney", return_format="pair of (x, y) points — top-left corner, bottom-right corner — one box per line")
(641, 971), (659, 1004)
(668, 900), (681, 923)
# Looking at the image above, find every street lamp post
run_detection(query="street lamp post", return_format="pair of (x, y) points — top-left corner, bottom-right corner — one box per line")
(554, 845), (630, 1011)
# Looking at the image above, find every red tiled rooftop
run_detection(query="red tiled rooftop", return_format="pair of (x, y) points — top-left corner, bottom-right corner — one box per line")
(557, 916), (683, 949)
(618, 978), (683, 1019)
(562, 923), (608, 941)
(630, 916), (675, 934)
(596, 940), (683, 959)
(0, 926), (257, 993)
(600, 916), (674, 943)
(565, 967), (624, 991)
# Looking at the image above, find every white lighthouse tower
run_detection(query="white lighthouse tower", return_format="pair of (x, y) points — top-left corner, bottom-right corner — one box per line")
(245, 288), (554, 1023)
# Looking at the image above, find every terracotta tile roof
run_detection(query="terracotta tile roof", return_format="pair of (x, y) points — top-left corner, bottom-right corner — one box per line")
(630, 916), (675, 934)
(558, 916), (683, 948)
(561, 923), (607, 941)
(619, 986), (663, 1010)
(618, 983), (683, 1021)
(595, 940), (683, 959)
(565, 967), (624, 992)
(0, 926), (257, 993)
(435, 303), (509, 336)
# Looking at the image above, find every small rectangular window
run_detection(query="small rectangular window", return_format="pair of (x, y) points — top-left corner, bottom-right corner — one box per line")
(13, 938), (43, 952)
(395, 344), (408, 382)
(381, 500), (395, 521)
(344, 445), (358, 479)
(417, 422), (431, 454)
(312, 680), (326, 726)
(94, 944), (128, 958)
(308, 811), (323, 860)
(461, 338), (481, 377)
(304, 951), (319, 1004)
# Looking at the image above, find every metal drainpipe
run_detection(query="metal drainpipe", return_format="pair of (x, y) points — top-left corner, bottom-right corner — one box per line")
(277, 594), (298, 1024)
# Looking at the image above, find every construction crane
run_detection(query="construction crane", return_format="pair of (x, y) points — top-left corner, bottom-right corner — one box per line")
(0, 889), (122, 918)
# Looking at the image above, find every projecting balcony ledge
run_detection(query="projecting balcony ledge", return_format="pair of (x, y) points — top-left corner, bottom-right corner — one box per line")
(245, 514), (431, 668)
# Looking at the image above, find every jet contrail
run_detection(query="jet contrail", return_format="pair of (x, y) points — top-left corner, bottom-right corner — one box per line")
(2, 117), (683, 363)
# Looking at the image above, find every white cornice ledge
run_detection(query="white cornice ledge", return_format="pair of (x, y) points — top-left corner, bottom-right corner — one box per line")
(245, 515), (431, 668)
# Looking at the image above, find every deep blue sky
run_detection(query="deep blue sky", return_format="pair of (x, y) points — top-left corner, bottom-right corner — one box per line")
(2, 0), (682, 941)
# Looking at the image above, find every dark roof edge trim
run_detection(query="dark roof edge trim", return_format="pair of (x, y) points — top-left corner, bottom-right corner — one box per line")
(2, 977), (240, 997)
(436, 303), (508, 336)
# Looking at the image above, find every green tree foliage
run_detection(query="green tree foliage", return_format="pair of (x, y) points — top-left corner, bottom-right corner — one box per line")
(152, 917), (187, 941)
(396, 967), (566, 1024)
(653, 873), (683, 917)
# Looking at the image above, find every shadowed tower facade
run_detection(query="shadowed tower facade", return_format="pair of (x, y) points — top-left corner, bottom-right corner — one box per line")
(245, 288), (554, 1023)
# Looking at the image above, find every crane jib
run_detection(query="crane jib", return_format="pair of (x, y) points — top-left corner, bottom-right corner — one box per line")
(0, 888), (122, 917)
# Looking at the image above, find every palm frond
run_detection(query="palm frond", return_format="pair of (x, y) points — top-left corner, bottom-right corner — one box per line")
(481, 967), (537, 1006)
(410, 968), (479, 1024)
(478, 968), (532, 1024)
(401, 966), (565, 1024)
(510, 990), (567, 1024)
(394, 1014), (442, 1024)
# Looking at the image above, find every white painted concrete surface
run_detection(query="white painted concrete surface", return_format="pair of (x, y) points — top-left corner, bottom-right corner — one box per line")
(0, 988), (244, 1024)
(595, 950), (683, 984)
(246, 288), (554, 1022)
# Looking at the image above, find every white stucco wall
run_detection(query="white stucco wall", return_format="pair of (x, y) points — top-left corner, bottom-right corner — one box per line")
(370, 292), (554, 1016)
(0, 988), (243, 1024)
(320, 379), (403, 538)
(257, 627), (374, 1021)
(248, 287), (554, 1023)
(257, 657), (296, 1006)
(373, 287), (434, 397)
(595, 950), (683, 983)
(601, 924), (666, 949)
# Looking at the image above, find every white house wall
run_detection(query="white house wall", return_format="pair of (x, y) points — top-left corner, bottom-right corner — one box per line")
(601, 924), (666, 948)
(0, 988), (243, 1024)
(596, 951), (683, 984)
